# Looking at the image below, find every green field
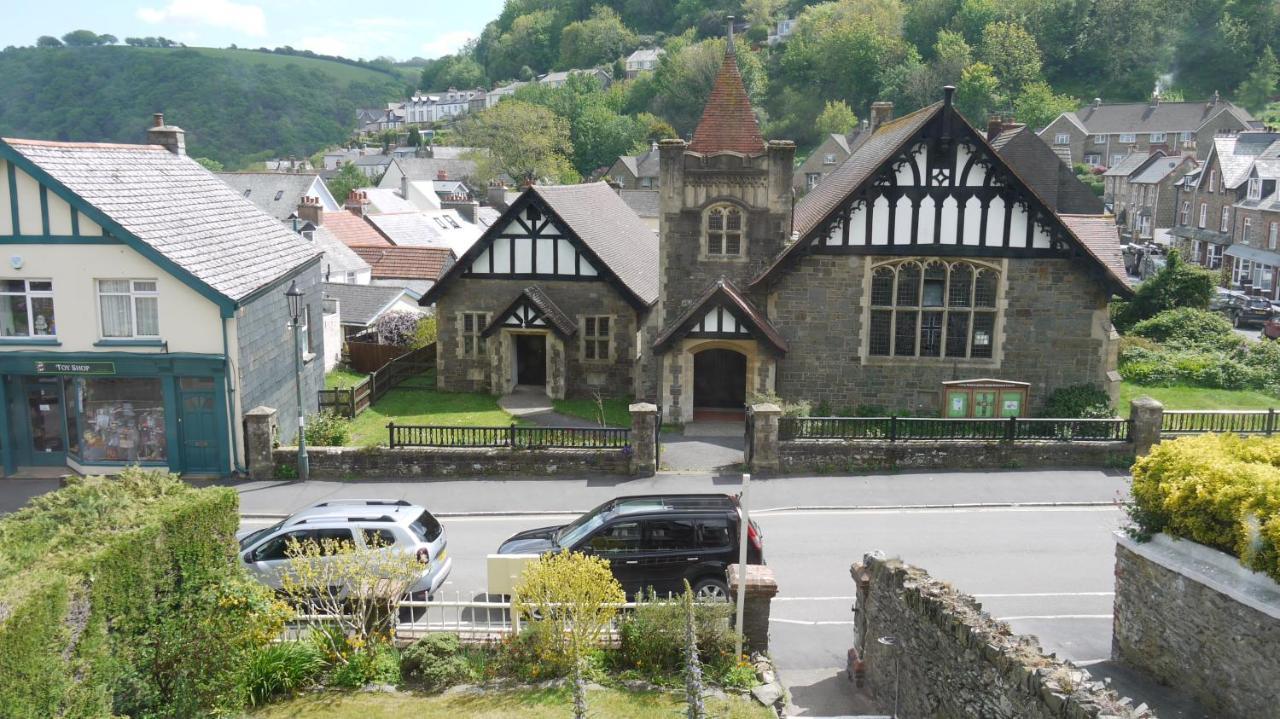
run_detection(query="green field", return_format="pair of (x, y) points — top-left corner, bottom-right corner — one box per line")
(1119, 382), (1279, 415)
(136, 46), (403, 86)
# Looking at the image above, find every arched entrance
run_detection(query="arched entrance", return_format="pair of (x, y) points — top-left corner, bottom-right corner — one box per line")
(693, 348), (747, 412)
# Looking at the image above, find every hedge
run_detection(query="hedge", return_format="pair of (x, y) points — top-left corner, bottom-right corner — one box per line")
(0, 468), (286, 718)
(1130, 434), (1280, 582)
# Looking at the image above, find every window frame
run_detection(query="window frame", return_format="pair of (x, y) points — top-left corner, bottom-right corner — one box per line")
(1093, 134), (1106, 144)
(1119, 133), (1136, 144)
(0, 278), (55, 338)
(1242, 217), (1252, 243)
(1248, 178), (1263, 201)
(581, 314), (612, 362)
(864, 259), (1002, 364)
(1270, 222), (1278, 251)
(1054, 133), (1071, 145)
(458, 311), (489, 359)
(96, 278), (159, 340)
(1178, 201), (1190, 225)
(1220, 206), (1231, 233)
(1208, 170), (1216, 193)
(822, 153), (837, 165)
(1198, 202), (1208, 228)
(1149, 132), (1167, 143)
(1208, 243), (1224, 270)
(702, 203), (746, 260)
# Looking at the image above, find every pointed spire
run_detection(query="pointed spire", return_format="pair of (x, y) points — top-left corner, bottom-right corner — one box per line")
(688, 17), (765, 155)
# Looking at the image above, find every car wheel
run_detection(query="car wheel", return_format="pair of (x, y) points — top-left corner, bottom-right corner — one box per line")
(693, 578), (730, 602)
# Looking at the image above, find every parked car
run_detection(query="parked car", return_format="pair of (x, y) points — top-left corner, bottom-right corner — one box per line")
(237, 499), (451, 599)
(1233, 297), (1276, 328)
(1208, 288), (1247, 319)
(1263, 318), (1280, 340)
(496, 494), (764, 600)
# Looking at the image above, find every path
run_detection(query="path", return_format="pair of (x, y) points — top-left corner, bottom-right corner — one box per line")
(661, 420), (746, 472)
(496, 385), (598, 428)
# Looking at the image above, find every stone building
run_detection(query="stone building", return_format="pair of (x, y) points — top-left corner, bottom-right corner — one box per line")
(1112, 154), (1198, 243)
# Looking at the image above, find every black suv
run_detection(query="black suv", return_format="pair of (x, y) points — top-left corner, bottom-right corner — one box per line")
(497, 494), (764, 600)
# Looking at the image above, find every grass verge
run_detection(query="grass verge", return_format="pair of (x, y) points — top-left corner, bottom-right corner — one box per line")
(1118, 382), (1278, 415)
(551, 396), (634, 427)
(324, 368), (368, 390)
(346, 373), (516, 446)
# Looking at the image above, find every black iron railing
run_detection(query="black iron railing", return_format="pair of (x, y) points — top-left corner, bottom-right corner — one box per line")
(388, 423), (630, 449)
(1162, 409), (1276, 435)
(779, 416), (1132, 442)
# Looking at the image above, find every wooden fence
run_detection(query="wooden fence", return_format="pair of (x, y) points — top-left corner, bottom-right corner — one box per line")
(347, 340), (413, 374)
(319, 343), (435, 418)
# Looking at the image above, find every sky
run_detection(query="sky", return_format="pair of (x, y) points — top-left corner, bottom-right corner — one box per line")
(1, 0), (507, 62)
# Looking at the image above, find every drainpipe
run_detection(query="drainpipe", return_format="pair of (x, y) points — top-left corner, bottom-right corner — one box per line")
(223, 316), (245, 474)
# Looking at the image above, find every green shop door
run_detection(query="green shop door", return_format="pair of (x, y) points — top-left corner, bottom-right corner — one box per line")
(20, 378), (68, 466)
(177, 378), (219, 474)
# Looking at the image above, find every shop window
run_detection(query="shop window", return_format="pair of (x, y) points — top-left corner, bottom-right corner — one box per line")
(67, 377), (167, 463)
(98, 279), (159, 338)
(0, 279), (55, 337)
(582, 315), (611, 361)
(867, 259), (1000, 361)
(705, 204), (744, 257)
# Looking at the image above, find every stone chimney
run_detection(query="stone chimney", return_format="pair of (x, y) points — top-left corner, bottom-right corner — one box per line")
(869, 102), (894, 134)
(345, 189), (369, 217)
(297, 195), (323, 226)
(437, 169), (449, 181)
(400, 173), (409, 199)
(986, 115), (1004, 142)
(487, 183), (509, 211)
(1150, 91), (1161, 107)
(147, 112), (186, 156)
(442, 199), (478, 224)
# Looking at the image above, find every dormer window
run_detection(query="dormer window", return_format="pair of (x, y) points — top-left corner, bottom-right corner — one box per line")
(1248, 177), (1262, 201)
(704, 204), (744, 258)
(823, 153), (837, 165)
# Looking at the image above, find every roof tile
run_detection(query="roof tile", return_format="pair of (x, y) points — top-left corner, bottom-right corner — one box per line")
(688, 46), (765, 155)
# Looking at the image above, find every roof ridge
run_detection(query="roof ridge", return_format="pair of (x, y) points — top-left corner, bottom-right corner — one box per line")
(3, 138), (168, 151)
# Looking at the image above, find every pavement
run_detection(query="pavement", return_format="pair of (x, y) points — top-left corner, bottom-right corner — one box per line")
(2, 468), (1211, 717)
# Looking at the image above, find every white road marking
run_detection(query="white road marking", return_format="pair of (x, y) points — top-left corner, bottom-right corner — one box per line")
(999, 614), (1113, 620)
(974, 592), (1113, 598)
(1073, 658), (1111, 667)
(773, 596), (856, 602)
(769, 618), (857, 626)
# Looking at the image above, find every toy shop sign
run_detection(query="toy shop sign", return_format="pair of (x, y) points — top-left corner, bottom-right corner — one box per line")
(34, 361), (117, 376)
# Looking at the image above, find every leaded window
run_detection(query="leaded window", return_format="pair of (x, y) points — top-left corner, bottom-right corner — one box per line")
(868, 260), (1000, 360)
(582, 316), (610, 361)
(460, 312), (488, 358)
(705, 205), (744, 257)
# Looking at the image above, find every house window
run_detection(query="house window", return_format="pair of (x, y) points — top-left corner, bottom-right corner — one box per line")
(1248, 178), (1263, 201)
(0, 279), (55, 337)
(274, 190), (284, 201)
(704, 204), (744, 257)
(1093, 135), (1106, 144)
(1270, 222), (1278, 251)
(582, 316), (611, 361)
(304, 305), (317, 357)
(1181, 131), (1194, 142)
(806, 173), (821, 190)
(1119, 133), (1136, 143)
(98, 279), (158, 338)
(823, 153), (837, 165)
(1054, 133), (1071, 145)
(1208, 244), (1224, 270)
(1208, 170), (1216, 193)
(1220, 206), (1230, 232)
(867, 260), (1000, 361)
(1150, 132), (1167, 143)
(1198, 203), (1208, 228)
(1242, 217), (1252, 243)
(1192, 240), (1203, 263)
(1179, 201), (1190, 225)
(459, 312), (488, 358)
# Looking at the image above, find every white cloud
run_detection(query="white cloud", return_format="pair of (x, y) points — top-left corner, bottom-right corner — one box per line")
(421, 31), (473, 59)
(296, 35), (353, 58)
(137, 0), (267, 37)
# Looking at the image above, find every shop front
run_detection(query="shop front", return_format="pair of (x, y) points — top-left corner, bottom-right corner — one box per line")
(0, 352), (231, 477)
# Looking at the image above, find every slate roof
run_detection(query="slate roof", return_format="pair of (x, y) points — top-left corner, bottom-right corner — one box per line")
(1131, 156), (1190, 184)
(619, 189), (660, 218)
(362, 188), (419, 214)
(653, 278), (788, 354)
(627, 48), (663, 64)
(322, 282), (410, 327)
(688, 44), (765, 155)
(366, 210), (482, 256)
(989, 126), (1104, 215)
(1102, 151), (1159, 177)
(354, 154), (394, 168)
(216, 172), (325, 221)
(3, 138), (320, 302)
(351, 245), (453, 280)
(533, 183), (659, 304)
(1213, 132), (1280, 189)
(382, 157), (479, 185)
(476, 206), (502, 227)
(1071, 100), (1253, 134)
(289, 222), (370, 280)
(482, 285), (577, 339)
(322, 210), (392, 248)
(1058, 215), (1132, 290)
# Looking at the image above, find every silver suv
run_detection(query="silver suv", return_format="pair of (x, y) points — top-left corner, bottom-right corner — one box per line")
(237, 499), (451, 598)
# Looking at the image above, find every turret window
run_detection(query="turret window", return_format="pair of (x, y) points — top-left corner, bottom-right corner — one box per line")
(704, 205), (745, 258)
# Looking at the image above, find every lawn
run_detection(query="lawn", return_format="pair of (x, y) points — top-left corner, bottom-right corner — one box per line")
(1119, 382), (1279, 416)
(250, 687), (773, 719)
(551, 396), (634, 427)
(324, 368), (368, 390)
(346, 372), (517, 446)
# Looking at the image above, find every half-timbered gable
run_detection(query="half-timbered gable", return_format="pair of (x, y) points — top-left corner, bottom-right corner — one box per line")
(421, 183), (657, 399)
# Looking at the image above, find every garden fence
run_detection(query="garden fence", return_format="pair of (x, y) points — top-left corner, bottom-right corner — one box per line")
(1161, 409), (1277, 436)
(318, 343), (435, 418)
(387, 423), (630, 449)
(779, 415), (1133, 442)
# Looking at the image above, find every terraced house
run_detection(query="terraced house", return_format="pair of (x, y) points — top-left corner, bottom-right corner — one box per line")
(424, 35), (1131, 422)
(0, 115), (324, 477)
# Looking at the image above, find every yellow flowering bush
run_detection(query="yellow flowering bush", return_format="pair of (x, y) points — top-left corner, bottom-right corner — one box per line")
(1130, 433), (1280, 581)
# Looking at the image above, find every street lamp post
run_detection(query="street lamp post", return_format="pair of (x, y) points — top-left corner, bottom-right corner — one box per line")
(285, 280), (309, 481)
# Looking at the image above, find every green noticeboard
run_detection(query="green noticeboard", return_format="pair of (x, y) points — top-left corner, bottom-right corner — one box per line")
(34, 360), (117, 376)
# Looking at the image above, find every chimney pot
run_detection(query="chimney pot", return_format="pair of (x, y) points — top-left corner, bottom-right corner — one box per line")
(869, 101), (894, 134)
(153, 113), (164, 127)
(942, 85), (956, 107)
(146, 112), (186, 156)
(437, 169), (448, 181)
(297, 195), (323, 226)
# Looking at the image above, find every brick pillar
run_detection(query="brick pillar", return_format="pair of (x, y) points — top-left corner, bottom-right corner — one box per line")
(727, 563), (779, 654)
(629, 402), (658, 477)
(1129, 396), (1163, 456)
(244, 406), (279, 481)
(749, 403), (781, 472)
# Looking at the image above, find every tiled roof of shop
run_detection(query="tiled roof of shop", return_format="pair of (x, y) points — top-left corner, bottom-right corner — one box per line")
(351, 245), (453, 280)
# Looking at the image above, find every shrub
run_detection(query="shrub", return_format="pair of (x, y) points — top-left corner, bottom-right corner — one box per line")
(375, 310), (427, 346)
(413, 314), (439, 348)
(1130, 434), (1280, 582)
(1040, 384), (1114, 419)
(329, 643), (401, 688)
(1111, 250), (1216, 331)
(1129, 307), (1239, 350)
(615, 593), (740, 683)
(304, 410), (351, 446)
(401, 633), (473, 692)
(244, 641), (328, 706)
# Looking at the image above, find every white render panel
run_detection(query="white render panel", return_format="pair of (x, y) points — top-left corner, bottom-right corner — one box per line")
(723, 309), (738, 333)
(966, 161), (986, 187)
(871, 197), (890, 245)
(954, 144), (971, 185)
(915, 145), (930, 185)
(917, 196), (935, 245)
(499, 219), (521, 236)
(0, 161), (11, 235)
(1009, 204), (1028, 248)
(984, 197), (1005, 245)
(492, 237), (511, 273)
(823, 216), (842, 246)
(1032, 222), (1052, 249)
(580, 257), (598, 276)
(15, 167), (41, 236)
(513, 237), (533, 273)
(963, 195), (982, 246)
(472, 247), (491, 273)
(849, 204), (866, 245)
(939, 196), (959, 245)
(556, 239), (575, 274)
(535, 238), (554, 274)
(893, 196), (912, 245)
(896, 156), (915, 186)
(47, 191), (73, 235)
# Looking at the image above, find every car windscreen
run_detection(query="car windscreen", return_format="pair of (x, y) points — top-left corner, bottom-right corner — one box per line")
(239, 520), (284, 551)
(555, 499), (618, 547)
(409, 510), (443, 542)
(1247, 300), (1271, 309)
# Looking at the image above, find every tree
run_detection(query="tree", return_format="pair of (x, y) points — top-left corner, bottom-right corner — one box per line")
(98, 34), (118, 46)
(815, 99), (860, 136)
(1237, 46), (1279, 113)
(61, 30), (104, 47)
(651, 34), (767, 135)
(456, 100), (577, 185)
(326, 163), (370, 207)
(407, 127), (422, 148)
(486, 10), (558, 81)
(558, 6), (637, 70)
(1112, 250), (1216, 330)
(36, 36), (62, 48)
(1012, 81), (1078, 130)
(193, 157), (224, 172)
(571, 102), (647, 175)
(978, 21), (1042, 94)
(955, 61), (1003, 123)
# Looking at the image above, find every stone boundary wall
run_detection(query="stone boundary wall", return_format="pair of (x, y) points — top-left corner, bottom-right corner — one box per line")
(851, 553), (1154, 719)
(272, 445), (629, 479)
(780, 439), (1134, 474)
(1113, 533), (1280, 719)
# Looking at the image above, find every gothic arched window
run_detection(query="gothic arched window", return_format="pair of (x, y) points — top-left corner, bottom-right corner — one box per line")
(704, 204), (745, 258)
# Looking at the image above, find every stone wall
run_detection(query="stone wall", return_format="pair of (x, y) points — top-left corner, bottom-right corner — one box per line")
(273, 445), (630, 479)
(777, 439), (1134, 473)
(768, 256), (1117, 416)
(852, 553), (1154, 719)
(1113, 533), (1280, 719)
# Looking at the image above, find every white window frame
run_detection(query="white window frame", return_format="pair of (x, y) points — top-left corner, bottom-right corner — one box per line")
(1093, 134), (1106, 144)
(1192, 240), (1203, 263)
(1248, 178), (1262, 201)
(1198, 202), (1208, 228)
(1110, 154), (1125, 166)
(97, 279), (159, 339)
(1179, 201), (1190, 225)
(1054, 133), (1071, 145)
(1150, 132), (1167, 143)
(1242, 217), (1252, 243)
(1209, 243), (1224, 270)
(823, 153), (837, 165)
(1208, 170), (1216, 192)
(1119, 133), (1136, 143)
(1181, 131), (1194, 142)
(302, 305), (317, 361)
(1270, 222), (1278, 251)
(1221, 206), (1231, 233)
(0, 278), (55, 337)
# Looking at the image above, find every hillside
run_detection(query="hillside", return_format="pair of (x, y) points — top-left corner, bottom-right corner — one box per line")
(0, 45), (404, 168)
